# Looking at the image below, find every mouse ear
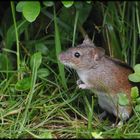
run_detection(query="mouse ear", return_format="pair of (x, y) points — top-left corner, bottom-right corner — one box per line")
(83, 35), (95, 47)
(93, 47), (105, 61)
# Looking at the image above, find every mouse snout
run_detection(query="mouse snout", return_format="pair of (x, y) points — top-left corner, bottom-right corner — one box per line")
(59, 53), (68, 61)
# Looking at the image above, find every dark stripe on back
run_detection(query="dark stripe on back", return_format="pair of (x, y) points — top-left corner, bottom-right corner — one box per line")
(105, 56), (134, 72)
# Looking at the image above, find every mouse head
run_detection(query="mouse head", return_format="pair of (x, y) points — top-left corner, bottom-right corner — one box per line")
(59, 38), (105, 70)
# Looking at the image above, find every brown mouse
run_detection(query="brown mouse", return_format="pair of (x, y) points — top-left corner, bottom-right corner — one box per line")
(59, 37), (133, 122)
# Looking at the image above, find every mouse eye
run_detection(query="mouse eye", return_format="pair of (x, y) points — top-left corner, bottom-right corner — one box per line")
(74, 52), (80, 58)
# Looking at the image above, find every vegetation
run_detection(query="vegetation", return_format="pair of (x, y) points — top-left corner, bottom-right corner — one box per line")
(0, 1), (140, 139)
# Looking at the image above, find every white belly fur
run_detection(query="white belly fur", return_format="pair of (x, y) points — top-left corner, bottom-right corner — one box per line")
(97, 92), (130, 121)
(77, 70), (130, 121)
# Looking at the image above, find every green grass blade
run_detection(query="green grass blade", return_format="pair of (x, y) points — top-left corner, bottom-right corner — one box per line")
(10, 2), (20, 80)
(18, 52), (42, 135)
(54, 7), (67, 89)
(72, 10), (79, 47)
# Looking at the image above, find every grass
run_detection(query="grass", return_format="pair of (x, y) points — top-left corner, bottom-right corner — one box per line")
(0, 1), (140, 139)
(10, 1), (20, 80)
(1, 75), (140, 138)
(54, 6), (67, 90)
(102, 2), (140, 66)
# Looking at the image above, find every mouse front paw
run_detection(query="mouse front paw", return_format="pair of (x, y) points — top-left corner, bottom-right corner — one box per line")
(78, 84), (91, 89)
(98, 111), (107, 120)
(78, 84), (87, 89)
(76, 79), (83, 86)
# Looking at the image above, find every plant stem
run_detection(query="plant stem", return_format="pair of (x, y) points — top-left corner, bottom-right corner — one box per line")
(136, 2), (140, 35)
(72, 10), (79, 47)
(54, 6), (67, 89)
(132, 3), (136, 67)
(18, 60), (38, 135)
(78, 24), (88, 39)
(136, 2), (140, 59)
(10, 1), (20, 80)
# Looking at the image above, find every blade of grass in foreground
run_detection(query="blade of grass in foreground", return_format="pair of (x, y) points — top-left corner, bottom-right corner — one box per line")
(18, 52), (42, 136)
(54, 7), (67, 89)
(10, 2), (20, 80)
(72, 10), (79, 47)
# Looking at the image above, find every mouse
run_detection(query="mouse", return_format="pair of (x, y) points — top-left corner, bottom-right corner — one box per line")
(58, 36), (133, 123)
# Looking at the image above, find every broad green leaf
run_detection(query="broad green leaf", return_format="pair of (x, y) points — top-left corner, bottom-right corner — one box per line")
(91, 132), (103, 139)
(135, 104), (140, 112)
(35, 43), (48, 55)
(23, 2), (40, 22)
(0, 53), (13, 74)
(128, 73), (140, 82)
(131, 86), (139, 99)
(134, 64), (140, 74)
(39, 131), (52, 139)
(16, 1), (26, 12)
(6, 20), (29, 49)
(118, 93), (129, 106)
(30, 52), (42, 70)
(136, 97), (140, 104)
(62, 1), (74, 8)
(15, 77), (31, 91)
(38, 68), (50, 78)
(0, 54), (9, 70)
(58, 2), (92, 42)
(59, 6), (75, 40)
(43, 1), (54, 7)
(20, 61), (27, 72)
(74, 2), (92, 25)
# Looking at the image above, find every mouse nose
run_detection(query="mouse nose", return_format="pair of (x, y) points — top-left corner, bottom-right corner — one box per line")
(58, 53), (66, 61)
